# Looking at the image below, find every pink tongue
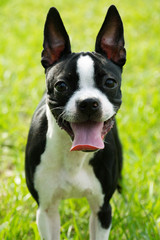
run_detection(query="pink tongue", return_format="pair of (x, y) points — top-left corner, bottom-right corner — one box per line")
(70, 122), (104, 151)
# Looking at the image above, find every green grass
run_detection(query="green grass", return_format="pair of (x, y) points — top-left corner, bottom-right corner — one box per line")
(0, 0), (160, 239)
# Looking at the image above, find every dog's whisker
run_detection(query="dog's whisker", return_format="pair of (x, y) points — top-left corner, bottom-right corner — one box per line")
(57, 111), (66, 123)
(49, 106), (64, 111)
(103, 140), (109, 144)
(49, 107), (64, 114)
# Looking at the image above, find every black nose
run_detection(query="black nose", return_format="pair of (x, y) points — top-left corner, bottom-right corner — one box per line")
(77, 98), (100, 115)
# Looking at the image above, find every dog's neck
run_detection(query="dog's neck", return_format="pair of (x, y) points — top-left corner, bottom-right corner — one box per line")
(45, 104), (92, 173)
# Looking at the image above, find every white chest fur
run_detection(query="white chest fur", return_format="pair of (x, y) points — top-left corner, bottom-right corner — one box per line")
(34, 105), (104, 211)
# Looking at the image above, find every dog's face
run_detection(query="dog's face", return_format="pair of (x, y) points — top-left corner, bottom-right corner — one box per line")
(41, 5), (126, 151)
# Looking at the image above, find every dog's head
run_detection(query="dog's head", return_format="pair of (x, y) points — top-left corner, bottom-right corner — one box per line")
(41, 5), (126, 152)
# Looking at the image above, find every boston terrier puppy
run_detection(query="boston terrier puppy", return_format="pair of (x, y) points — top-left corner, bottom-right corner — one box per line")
(25, 5), (126, 240)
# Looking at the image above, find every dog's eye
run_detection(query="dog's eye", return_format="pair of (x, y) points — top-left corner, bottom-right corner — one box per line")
(55, 81), (68, 93)
(104, 78), (117, 89)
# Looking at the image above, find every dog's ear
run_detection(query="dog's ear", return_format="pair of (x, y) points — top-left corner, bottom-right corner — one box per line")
(95, 5), (126, 67)
(41, 8), (71, 68)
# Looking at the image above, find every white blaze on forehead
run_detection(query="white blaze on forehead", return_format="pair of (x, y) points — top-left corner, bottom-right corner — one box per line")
(65, 54), (115, 122)
(77, 55), (95, 88)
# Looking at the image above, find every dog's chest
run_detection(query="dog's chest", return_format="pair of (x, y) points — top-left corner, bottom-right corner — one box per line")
(34, 110), (104, 209)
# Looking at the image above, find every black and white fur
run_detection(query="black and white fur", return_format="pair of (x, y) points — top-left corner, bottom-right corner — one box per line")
(25, 5), (126, 240)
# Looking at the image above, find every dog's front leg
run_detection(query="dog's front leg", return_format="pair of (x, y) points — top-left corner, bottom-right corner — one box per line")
(36, 203), (60, 240)
(89, 203), (112, 240)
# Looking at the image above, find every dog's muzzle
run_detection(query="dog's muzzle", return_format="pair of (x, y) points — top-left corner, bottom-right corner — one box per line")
(55, 97), (115, 152)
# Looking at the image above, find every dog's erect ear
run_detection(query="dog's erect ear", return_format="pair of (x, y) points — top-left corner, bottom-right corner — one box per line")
(41, 8), (71, 68)
(95, 5), (126, 67)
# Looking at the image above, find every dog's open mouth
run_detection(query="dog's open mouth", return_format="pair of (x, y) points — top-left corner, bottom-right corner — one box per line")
(58, 117), (115, 152)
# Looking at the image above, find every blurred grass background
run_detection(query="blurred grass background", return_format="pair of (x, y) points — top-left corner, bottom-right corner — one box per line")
(0, 0), (160, 239)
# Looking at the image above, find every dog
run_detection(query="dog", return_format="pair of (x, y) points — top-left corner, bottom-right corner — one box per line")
(25, 5), (126, 240)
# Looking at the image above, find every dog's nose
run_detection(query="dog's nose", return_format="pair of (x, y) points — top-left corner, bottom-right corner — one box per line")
(77, 98), (100, 115)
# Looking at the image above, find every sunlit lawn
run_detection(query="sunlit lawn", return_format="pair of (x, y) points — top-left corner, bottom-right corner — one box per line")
(0, 0), (160, 239)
